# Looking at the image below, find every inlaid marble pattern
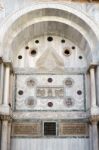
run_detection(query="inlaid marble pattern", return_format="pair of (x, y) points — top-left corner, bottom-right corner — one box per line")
(15, 74), (85, 111)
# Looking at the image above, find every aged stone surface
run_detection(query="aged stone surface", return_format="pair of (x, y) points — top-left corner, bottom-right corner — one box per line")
(0, 1), (99, 150)
(12, 122), (41, 137)
(15, 74), (85, 111)
(59, 122), (89, 136)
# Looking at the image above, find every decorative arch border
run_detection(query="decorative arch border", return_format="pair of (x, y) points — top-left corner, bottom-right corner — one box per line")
(0, 2), (99, 64)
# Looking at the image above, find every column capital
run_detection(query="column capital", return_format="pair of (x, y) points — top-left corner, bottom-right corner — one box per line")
(4, 62), (14, 74)
(90, 115), (99, 124)
(0, 115), (12, 122)
(87, 64), (97, 73)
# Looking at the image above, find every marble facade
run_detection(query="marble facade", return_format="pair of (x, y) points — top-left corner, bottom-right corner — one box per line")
(0, 0), (99, 150)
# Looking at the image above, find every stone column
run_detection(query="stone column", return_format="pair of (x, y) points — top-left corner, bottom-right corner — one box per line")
(96, 66), (99, 106)
(89, 123), (93, 150)
(7, 122), (11, 150)
(0, 63), (4, 104)
(0, 120), (2, 149)
(1, 120), (8, 150)
(89, 66), (97, 107)
(3, 65), (10, 105)
(91, 121), (98, 150)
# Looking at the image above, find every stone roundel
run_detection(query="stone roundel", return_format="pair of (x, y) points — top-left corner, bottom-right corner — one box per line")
(64, 97), (74, 107)
(25, 97), (36, 107)
(64, 78), (74, 87)
(26, 78), (36, 87)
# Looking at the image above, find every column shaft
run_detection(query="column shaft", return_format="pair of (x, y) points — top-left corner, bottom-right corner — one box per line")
(92, 122), (98, 150)
(89, 124), (93, 150)
(96, 66), (99, 106)
(7, 122), (11, 150)
(0, 63), (4, 104)
(3, 66), (10, 105)
(90, 67), (97, 107)
(1, 120), (8, 150)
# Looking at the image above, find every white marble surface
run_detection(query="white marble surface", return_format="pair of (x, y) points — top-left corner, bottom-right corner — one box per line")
(15, 74), (85, 111)
(11, 138), (90, 150)
(0, 1), (99, 27)
(14, 35), (87, 70)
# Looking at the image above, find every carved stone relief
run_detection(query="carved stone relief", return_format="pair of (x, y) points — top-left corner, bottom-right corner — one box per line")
(64, 97), (74, 107)
(59, 122), (89, 136)
(26, 78), (35, 87)
(12, 122), (41, 137)
(36, 87), (64, 98)
(15, 74), (85, 111)
(25, 96), (36, 108)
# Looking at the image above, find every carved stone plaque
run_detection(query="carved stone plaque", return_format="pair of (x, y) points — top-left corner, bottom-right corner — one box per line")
(36, 87), (64, 98)
(59, 122), (89, 136)
(12, 122), (41, 137)
(15, 74), (85, 111)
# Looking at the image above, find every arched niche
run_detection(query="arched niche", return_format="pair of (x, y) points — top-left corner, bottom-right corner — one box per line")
(0, 3), (99, 68)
